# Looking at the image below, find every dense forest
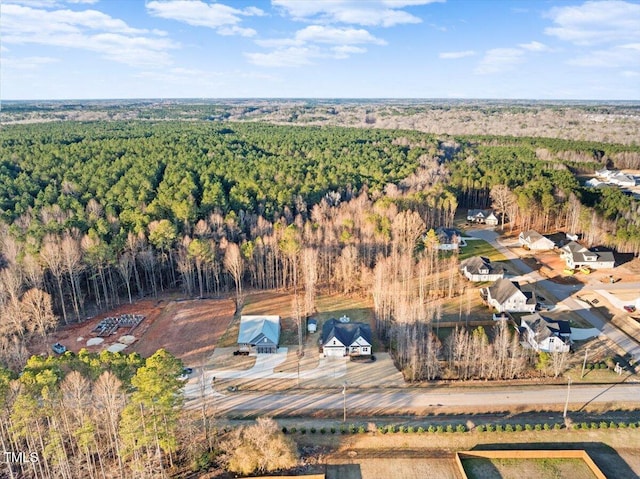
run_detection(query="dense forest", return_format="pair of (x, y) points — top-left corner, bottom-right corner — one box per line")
(1, 115), (639, 477)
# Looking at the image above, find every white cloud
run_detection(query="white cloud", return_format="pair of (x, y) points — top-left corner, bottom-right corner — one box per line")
(545, 0), (640, 45)
(245, 46), (319, 67)
(439, 50), (475, 59)
(295, 25), (386, 45)
(518, 41), (549, 52)
(1, 3), (176, 67)
(621, 70), (640, 77)
(146, 1), (263, 37)
(332, 45), (367, 59)
(569, 42), (640, 67)
(272, 0), (443, 27)
(0, 56), (59, 70)
(474, 48), (524, 75)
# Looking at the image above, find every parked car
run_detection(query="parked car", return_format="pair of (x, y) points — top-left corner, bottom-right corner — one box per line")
(178, 367), (193, 381)
(52, 342), (66, 354)
(623, 305), (636, 313)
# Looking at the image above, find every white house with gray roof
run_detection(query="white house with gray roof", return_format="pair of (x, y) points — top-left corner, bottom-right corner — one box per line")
(518, 230), (555, 251)
(460, 256), (505, 282)
(322, 318), (372, 358)
(483, 279), (536, 313)
(520, 313), (570, 353)
(560, 241), (615, 270)
(237, 315), (280, 354)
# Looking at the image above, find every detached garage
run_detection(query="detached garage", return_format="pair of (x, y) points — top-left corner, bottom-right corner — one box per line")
(237, 315), (280, 354)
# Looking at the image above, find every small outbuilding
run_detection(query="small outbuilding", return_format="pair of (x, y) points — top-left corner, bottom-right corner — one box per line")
(237, 315), (280, 354)
(307, 318), (318, 333)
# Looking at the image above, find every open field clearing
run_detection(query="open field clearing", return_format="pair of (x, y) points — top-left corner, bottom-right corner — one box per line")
(40, 296), (235, 367)
(290, 427), (640, 479)
(461, 457), (597, 479)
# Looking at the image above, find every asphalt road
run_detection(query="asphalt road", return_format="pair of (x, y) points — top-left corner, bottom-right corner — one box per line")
(186, 383), (640, 416)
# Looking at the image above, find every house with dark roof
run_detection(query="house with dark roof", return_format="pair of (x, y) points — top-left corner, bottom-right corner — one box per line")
(460, 256), (505, 282)
(483, 279), (536, 313)
(520, 312), (570, 353)
(435, 227), (465, 251)
(322, 318), (372, 358)
(237, 315), (280, 354)
(467, 209), (499, 226)
(560, 241), (615, 270)
(518, 230), (556, 251)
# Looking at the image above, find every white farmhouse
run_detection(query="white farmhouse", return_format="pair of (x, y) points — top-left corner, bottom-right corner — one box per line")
(520, 313), (570, 353)
(560, 241), (615, 270)
(483, 279), (536, 313)
(518, 230), (555, 251)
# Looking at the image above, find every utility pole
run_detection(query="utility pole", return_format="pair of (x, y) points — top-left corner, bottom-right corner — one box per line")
(581, 348), (589, 379)
(563, 377), (572, 419)
(342, 382), (347, 423)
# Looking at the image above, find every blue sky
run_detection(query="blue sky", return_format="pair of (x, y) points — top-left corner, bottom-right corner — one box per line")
(1, 0), (639, 100)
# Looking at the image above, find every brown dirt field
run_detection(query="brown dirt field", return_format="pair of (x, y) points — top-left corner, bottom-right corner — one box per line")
(38, 296), (235, 367)
(134, 298), (235, 366)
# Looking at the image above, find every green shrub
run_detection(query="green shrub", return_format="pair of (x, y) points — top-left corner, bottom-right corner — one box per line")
(609, 421), (617, 429)
(358, 425), (366, 434)
(456, 424), (467, 433)
(290, 427), (297, 434)
(281, 427), (288, 434)
(486, 425), (494, 432)
(428, 425), (436, 433)
(386, 425), (396, 434)
(446, 425), (454, 433)
(495, 425), (503, 432)
(398, 425), (406, 433)
(340, 426), (347, 434)
(310, 427), (316, 434)
(590, 422), (599, 430)
(407, 426), (415, 433)
(300, 427), (306, 434)
(554, 423), (562, 430)
(476, 425), (485, 432)
(543, 423), (551, 431)
(378, 426), (386, 434)
(525, 424), (533, 431)
(618, 422), (627, 429)
(572, 424), (580, 430)
(349, 424), (356, 434)
(534, 424), (542, 431)
(581, 422), (589, 430)
(629, 422), (637, 429)
(417, 426), (425, 433)
(436, 425), (444, 433)
(320, 427), (326, 434)
(330, 427), (336, 434)
(505, 424), (514, 432)
(515, 424), (523, 432)
(600, 421), (608, 429)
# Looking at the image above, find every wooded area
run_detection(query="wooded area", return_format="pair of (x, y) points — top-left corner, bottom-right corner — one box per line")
(0, 114), (639, 477)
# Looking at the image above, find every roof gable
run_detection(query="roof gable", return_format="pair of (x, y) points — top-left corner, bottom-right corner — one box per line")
(238, 315), (280, 344)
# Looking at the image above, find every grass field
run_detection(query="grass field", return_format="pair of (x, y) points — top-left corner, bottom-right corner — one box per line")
(459, 239), (507, 261)
(462, 457), (597, 479)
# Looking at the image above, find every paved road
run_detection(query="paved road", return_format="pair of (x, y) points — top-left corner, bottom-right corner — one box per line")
(468, 229), (640, 363)
(185, 382), (640, 415)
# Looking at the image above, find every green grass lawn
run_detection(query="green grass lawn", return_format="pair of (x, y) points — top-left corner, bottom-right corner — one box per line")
(459, 239), (507, 261)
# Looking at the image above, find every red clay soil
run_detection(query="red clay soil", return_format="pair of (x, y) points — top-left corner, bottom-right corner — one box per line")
(134, 298), (236, 366)
(35, 297), (236, 367)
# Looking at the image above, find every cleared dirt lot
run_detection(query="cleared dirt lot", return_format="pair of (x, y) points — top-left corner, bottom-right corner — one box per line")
(40, 296), (235, 366)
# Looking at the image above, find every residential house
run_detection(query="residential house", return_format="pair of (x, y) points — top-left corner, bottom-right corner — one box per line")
(609, 173), (637, 187)
(237, 315), (280, 354)
(596, 168), (615, 179)
(435, 227), (465, 250)
(586, 178), (603, 187)
(460, 256), (505, 282)
(560, 241), (615, 270)
(483, 279), (536, 313)
(518, 230), (556, 251)
(322, 318), (372, 358)
(520, 312), (571, 353)
(467, 209), (499, 226)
